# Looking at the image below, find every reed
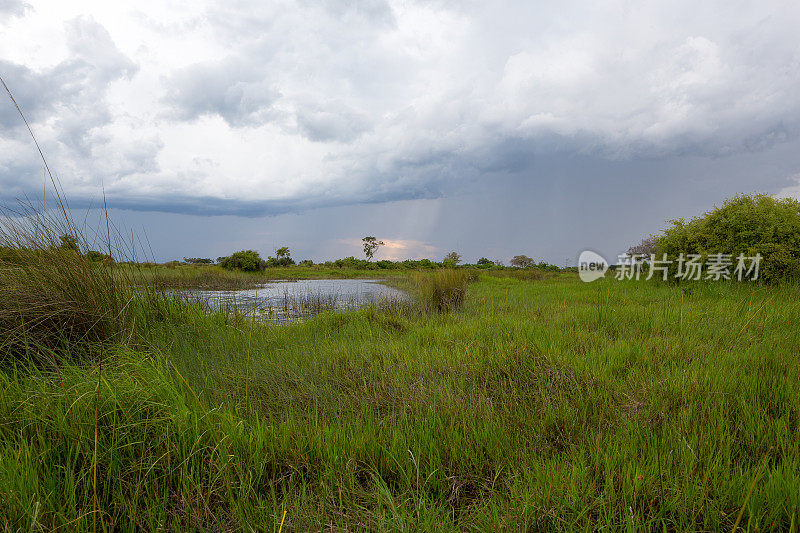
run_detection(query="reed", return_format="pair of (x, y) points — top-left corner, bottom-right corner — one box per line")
(0, 203), (129, 362)
(413, 269), (472, 313)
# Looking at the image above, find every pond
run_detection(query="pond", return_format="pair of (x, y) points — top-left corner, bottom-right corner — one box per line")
(186, 278), (406, 323)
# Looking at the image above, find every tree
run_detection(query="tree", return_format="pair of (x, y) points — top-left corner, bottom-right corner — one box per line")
(476, 257), (493, 266)
(183, 257), (213, 264)
(362, 236), (384, 261)
(219, 250), (265, 272)
(627, 238), (656, 257)
(268, 246), (295, 267)
(510, 254), (534, 268)
(443, 251), (462, 268)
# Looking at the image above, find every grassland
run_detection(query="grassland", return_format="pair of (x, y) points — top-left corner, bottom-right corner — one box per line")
(1, 267), (798, 531)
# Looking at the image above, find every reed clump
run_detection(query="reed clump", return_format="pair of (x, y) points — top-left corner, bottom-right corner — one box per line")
(413, 269), (472, 313)
(0, 205), (127, 362)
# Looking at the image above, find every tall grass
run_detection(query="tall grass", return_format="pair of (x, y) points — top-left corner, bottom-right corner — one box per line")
(0, 204), (128, 362)
(0, 78), (135, 363)
(2, 275), (799, 529)
(413, 269), (472, 313)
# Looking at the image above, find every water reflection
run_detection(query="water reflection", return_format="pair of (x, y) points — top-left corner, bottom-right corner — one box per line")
(187, 279), (406, 323)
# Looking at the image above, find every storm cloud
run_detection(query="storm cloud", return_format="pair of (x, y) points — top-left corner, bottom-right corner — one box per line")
(1, 0), (800, 260)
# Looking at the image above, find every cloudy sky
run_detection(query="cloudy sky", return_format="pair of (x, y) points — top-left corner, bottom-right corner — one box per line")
(2, 0), (799, 263)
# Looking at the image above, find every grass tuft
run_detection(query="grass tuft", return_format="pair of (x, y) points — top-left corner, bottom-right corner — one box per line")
(413, 269), (472, 313)
(0, 203), (127, 363)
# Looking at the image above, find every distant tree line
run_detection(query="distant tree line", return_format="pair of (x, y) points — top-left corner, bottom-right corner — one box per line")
(184, 257), (213, 264)
(193, 240), (562, 273)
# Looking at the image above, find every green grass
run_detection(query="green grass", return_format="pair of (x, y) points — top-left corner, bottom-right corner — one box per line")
(1, 273), (799, 530)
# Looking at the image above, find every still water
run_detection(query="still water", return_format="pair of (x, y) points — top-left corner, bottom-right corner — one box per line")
(187, 278), (405, 323)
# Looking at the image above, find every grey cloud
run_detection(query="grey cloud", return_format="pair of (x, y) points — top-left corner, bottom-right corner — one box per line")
(1, 17), (157, 193)
(311, 0), (396, 27)
(4, 0), (800, 221)
(52, 17), (138, 157)
(295, 103), (371, 142)
(1, 17), (137, 134)
(0, 0), (29, 19)
(63, 16), (137, 84)
(0, 60), (58, 128)
(163, 60), (279, 127)
(33, 137), (800, 268)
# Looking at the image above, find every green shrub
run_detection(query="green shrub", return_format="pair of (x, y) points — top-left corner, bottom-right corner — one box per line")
(375, 259), (397, 269)
(264, 256), (295, 267)
(401, 258), (436, 269)
(265, 246), (295, 267)
(655, 194), (800, 283)
(219, 250), (265, 272)
(87, 250), (115, 264)
(476, 257), (493, 268)
(183, 257), (213, 264)
(333, 256), (374, 269)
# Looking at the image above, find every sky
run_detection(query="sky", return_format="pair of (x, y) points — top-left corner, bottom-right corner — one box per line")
(1, 0), (800, 263)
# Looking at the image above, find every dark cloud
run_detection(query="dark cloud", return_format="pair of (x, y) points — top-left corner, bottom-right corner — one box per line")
(3, 0), (800, 224)
(0, 60), (58, 128)
(43, 136), (800, 266)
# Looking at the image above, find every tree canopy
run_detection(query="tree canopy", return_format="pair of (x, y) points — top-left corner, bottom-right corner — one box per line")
(362, 237), (384, 261)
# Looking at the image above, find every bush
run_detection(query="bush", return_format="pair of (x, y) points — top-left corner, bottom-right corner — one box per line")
(219, 250), (265, 272)
(413, 270), (471, 313)
(183, 257), (213, 264)
(87, 250), (115, 264)
(655, 194), (800, 283)
(265, 247), (295, 267)
(535, 261), (561, 272)
(375, 260), (396, 269)
(476, 257), (493, 268)
(264, 256), (295, 267)
(400, 259), (436, 269)
(333, 256), (373, 269)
